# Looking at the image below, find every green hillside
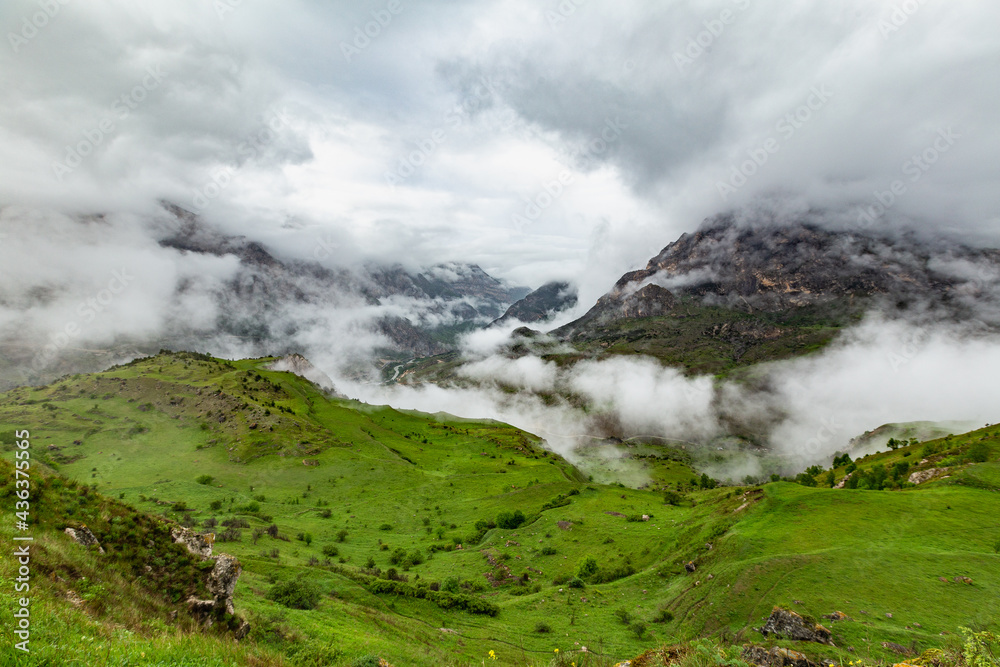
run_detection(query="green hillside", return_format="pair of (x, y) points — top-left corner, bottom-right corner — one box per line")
(1, 352), (998, 666)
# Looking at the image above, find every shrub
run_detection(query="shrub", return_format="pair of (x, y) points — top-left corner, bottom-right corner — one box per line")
(613, 607), (632, 625)
(568, 577), (584, 589)
(629, 621), (648, 639)
(196, 475), (214, 485)
(540, 546), (557, 555)
(496, 510), (526, 529)
(968, 442), (990, 463)
(441, 576), (460, 593)
(576, 555), (599, 580)
(209, 500), (223, 511)
(322, 545), (339, 558)
(336, 529), (348, 543)
(534, 621), (552, 633)
(267, 577), (322, 610)
(351, 655), (384, 667)
(664, 490), (684, 506)
(652, 608), (674, 623)
(378, 523), (392, 531)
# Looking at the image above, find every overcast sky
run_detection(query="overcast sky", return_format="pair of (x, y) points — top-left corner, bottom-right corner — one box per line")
(2, 0), (999, 296)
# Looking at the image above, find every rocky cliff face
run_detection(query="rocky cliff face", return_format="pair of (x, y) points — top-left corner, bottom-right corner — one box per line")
(492, 281), (578, 326)
(557, 215), (1000, 340)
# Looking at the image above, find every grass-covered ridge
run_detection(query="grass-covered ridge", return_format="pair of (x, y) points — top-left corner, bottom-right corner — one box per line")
(0, 351), (998, 666)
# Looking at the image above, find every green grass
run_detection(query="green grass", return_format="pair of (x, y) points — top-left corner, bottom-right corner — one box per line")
(0, 351), (997, 666)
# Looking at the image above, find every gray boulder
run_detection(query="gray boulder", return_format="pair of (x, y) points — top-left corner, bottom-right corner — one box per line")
(760, 607), (835, 646)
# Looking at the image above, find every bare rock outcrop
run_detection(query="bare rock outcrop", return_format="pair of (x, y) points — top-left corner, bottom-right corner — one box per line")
(908, 467), (947, 485)
(743, 646), (818, 667)
(759, 607), (835, 646)
(65, 525), (105, 554)
(171, 527), (215, 559)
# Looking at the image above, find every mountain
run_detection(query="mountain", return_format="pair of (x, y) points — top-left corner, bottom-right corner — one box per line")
(491, 280), (578, 326)
(0, 203), (529, 389)
(546, 215), (1000, 375)
(2, 351), (998, 665)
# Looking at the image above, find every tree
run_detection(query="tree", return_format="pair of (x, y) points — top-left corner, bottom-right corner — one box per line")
(496, 510), (526, 529)
(699, 473), (717, 490)
(887, 437), (901, 451)
(823, 471), (836, 487)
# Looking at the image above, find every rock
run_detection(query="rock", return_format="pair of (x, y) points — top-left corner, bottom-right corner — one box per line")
(742, 645), (818, 667)
(171, 527), (214, 559)
(64, 526), (105, 554)
(887, 612), (893, 618)
(939, 577), (949, 582)
(823, 611), (850, 621)
(234, 620), (251, 640)
(881, 642), (914, 656)
(908, 468), (947, 485)
(685, 561), (697, 573)
(833, 473), (853, 489)
(209, 554), (242, 615)
(760, 606), (835, 646)
(953, 576), (973, 585)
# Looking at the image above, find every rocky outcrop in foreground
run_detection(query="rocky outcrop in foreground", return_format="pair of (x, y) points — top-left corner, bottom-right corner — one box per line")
(759, 607), (835, 646)
(171, 528), (249, 638)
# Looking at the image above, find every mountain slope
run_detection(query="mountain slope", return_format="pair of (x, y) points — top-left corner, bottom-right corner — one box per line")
(492, 281), (579, 326)
(547, 215), (1000, 375)
(2, 351), (999, 665)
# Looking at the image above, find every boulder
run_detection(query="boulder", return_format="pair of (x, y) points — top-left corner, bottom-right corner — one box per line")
(742, 645), (817, 667)
(908, 468), (946, 485)
(65, 525), (105, 554)
(760, 607), (835, 646)
(685, 561), (697, 573)
(823, 611), (850, 622)
(881, 642), (914, 656)
(208, 554), (242, 615)
(171, 527), (214, 559)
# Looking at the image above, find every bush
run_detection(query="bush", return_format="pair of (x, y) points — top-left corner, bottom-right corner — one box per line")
(663, 490), (684, 506)
(540, 546), (557, 555)
(209, 500), (223, 511)
(267, 577), (322, 610)
(322, 545), (339, 558)
(336, 529), (348, 542)
(534, 621), (552, 633)
(496, 510), (526, 529)
(576, 556), (598, 580)
(613, 607), (632, 625)
(196, 475), (214, 485)
(652, 608), (674, 623)
(378, 523), (392, 531)
(629, 621), (648, 639)
(568, 577), (584, 589)
(968, 442), (990, 463)
(441, 576), (460, 593)
(351, 656), (384, 667)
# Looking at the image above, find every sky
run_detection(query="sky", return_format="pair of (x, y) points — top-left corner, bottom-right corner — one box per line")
(1, 0), (999, 297)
